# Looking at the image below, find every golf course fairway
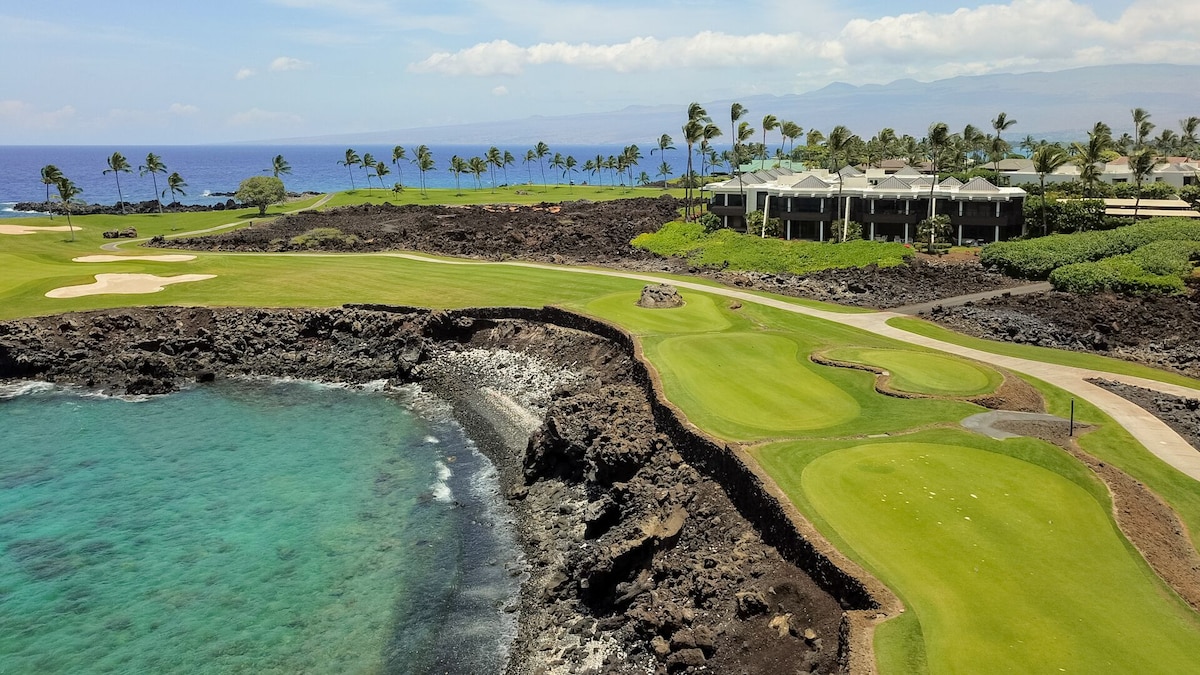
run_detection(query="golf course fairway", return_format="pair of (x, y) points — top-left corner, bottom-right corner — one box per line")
(825, 347), (1003, 397)
(800, 440), (1200, 674)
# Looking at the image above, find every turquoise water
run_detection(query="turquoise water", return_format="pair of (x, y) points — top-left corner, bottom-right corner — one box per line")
(0, 380), (520, 674)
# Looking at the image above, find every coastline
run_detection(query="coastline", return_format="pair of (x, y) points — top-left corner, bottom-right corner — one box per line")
(0, 305), (882, 673)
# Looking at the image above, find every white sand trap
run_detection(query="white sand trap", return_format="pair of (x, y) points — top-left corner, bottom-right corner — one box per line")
(0, 224), (81, 235)
(73, 254), (197, 263)
(46, 273), (216, 299)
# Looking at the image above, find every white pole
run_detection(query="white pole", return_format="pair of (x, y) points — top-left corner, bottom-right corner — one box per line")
(762, 194), (770, 238)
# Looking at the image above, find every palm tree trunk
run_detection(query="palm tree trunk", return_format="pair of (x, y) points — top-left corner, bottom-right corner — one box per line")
(115, 174), (125, 214)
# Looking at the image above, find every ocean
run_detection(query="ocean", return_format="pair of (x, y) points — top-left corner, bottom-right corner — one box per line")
(0, 379), (522, 674)
(0, 144), (681, 217)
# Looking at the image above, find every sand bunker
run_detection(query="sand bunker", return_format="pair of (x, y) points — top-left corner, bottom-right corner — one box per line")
(0, 224), (81, 235)
(73, 254), (197, 263)
(46, 274), (216, 299)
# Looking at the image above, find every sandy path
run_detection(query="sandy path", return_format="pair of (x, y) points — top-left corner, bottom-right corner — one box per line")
(73, 254), (197, 263)
(45, 274), (216, 299)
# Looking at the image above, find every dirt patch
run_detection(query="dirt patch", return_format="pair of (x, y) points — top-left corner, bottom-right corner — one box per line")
(994, 419), (1200, 613)
(929, 291), (1200, 379)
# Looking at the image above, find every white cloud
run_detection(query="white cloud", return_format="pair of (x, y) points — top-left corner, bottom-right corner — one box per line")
(270, 56), (311, 72)
(228, 108), (303, 127)
(0, 100), (77, 129)
(235, 68), (255, 80)
(491, 85), (509, 96)
(408, 1), (1200, 83)
(168, 103), (198, 115)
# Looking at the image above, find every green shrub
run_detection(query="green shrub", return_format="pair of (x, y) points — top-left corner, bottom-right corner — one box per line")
(1050, 259), (1186, 295)
(1022, 197), (1105, 235)
(981, 217), (1200, 279)
(1111, 181), (1177, 200)
(745, 211), (782, 237)
(829, 221), (863, 243)
(1180, 184), (1200, 208)
(697, 211), (723, 232)
(290, 227), (361, 249)
(632, 221), (913, 274)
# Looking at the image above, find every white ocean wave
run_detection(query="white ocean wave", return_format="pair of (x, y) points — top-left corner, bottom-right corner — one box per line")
(0, 381), (56, 400)
(431, 460), (454, 503)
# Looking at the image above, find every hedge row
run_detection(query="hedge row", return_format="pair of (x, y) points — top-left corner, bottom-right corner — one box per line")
(1047, 240), (1200, 295)
(632, 221), (913, 275)
(981, 218), (1200, 279)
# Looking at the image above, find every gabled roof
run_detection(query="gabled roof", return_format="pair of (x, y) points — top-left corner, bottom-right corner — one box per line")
(894, 165), (924, 177)
(994, 158), (1035, 172)
(838, 165), (864, 177)
(874, 176), (914, 191)
(960, 177), (1000, 192)
(939, 176), (964, 187)
(793, 175), (833, 189)
(910, 175), (936, 187)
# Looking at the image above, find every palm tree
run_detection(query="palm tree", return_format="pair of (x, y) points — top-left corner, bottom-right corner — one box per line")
(137, 153), (168, 214)
(989, 134), (1011, 178)
(1072, 122), (1113, 198)
(622, 144), (643, 187)
(338, 148), (361, 190)
(682, 102), (710, 220)
(163, 172), (187, 206)
(1132, 108), (1154, 149)
(549, 152), (566, 186)
(564, 155), (578, 184)
(486, 146), (503, 191)
(991, 113), (1016, 168)
(468, 156), (487, 191)
(534, 141), (550, 188)
(391, 146), (407, 186)
(583, 158), (598, 184)
(657, 160), (672, 187)
(271, 154), (291, 179)
(414, 146), (434, 196)
(1128, 147), (1161, 219)
(638, 172), (651, 187)
(1180, 116), (1200, 157)
(523, 149), (537, 185)
(1019, 134), (1039, 156)
(760, 114), (779, 170)
(360, 153), (377, 188)
(1031, 144), (1070, 235)
(103, 151), (132, 213)
(502, 150), (515, 185)
(55, 176), (82, 241)
(729, 103), (748, 207)
(781, 121), (803, 158)
(40, 164), (63, 218)
(1153, 129), (1178, 155)
(449, 155), (468, 194)
(651, 133), (675, 164)
(926, 122), (951, 219)
(826, 125), (858, 240)
(374, 162), (391, 191)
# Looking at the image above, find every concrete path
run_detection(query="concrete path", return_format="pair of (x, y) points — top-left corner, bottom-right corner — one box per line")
(386, 254), (1200, 482)
(891, 281), (1053, 315)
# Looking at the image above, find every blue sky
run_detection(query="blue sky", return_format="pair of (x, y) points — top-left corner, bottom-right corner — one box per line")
(1, 0), (1194, 144)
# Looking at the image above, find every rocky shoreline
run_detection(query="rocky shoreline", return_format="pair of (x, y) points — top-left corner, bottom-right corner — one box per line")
(13, 192), (322, 217)
(0, 305), (888, 673)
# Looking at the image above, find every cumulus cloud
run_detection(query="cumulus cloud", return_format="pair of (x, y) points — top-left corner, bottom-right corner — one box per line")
(270, 56), (311, 72)
(409, 0), (1200, 81)
(235, 67), (255, 80)
(228, 108), (302, 127)
(168, 103), (198, 115)
(0, 100), (77, 129)
(491, 85), (509, 96)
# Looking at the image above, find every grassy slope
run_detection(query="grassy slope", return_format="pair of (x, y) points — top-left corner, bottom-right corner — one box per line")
(824, 347), (1003, 397)
(6, 193), (1200, 673)
(888, 316), (1200, 390)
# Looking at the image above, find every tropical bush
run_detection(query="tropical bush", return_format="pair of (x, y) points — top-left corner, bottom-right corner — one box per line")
(1180, 184), (1200, 209)
(1021, 198), (1106, 235)
(916, 215), (952, 254)
(745, 211), (782, 237)
(1048, 240), (1200, 295)
(829, 220), (863, 243)
(1111, 181), (1177, 200)
(290, 227), (361, 249)
(697, 211), (723, 232)
(632, 221), (913, 274)
(982, 218), (1200, 279)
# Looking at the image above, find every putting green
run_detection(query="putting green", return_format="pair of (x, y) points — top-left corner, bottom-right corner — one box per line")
(582, 291), (733, 335)
(825, 347), (1002, 397)
(803, 441), (1200, 674)
(648, 333), (859, 439)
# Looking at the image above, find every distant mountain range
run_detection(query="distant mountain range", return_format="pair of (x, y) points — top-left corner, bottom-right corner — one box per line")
(270, 64), (1199, 146)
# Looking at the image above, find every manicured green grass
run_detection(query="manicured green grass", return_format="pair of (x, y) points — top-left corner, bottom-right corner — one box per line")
(888, 316), (1200, 390)
(825, 347), (1003, 397)
(317, 185), (685, 208)
(801, 440), (1200, 674)
(632, 220), (913, 274)
(581, 291), (733, 335)
(756, 429), (1200, 674)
